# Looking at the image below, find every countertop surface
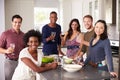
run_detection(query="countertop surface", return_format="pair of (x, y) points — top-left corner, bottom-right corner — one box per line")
(41, 65), (111, 80)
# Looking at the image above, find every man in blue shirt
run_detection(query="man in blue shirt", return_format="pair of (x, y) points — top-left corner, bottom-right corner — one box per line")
(42, 11), (64, 56)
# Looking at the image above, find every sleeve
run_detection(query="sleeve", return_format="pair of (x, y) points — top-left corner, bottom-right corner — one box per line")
(81, 34), (87, 53)
(42, 26), (50, 44)
(57, 25), (61, 45)
(83, 40), (92, 65)
(104, 39), (114, 72)
(0, 32), (7, 48)
(81, 45), (87, 53)
(83, 52), (91, 65)
(19, 48), (30, 59)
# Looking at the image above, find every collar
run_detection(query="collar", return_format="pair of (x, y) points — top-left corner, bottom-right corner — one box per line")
(11, 28), (21, 34)
(87, 27), (94, 32)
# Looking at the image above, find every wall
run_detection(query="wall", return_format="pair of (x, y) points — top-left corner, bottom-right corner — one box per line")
(35, 0), (59, 8)
(5, 0), (34, 33)
(62, 0), (91, 32)
(62, 0), (86, 32)
(62, 0), (72, 32)
(0, 0), (5, 80)
(71, 0), (84, 30)
(78, 0), (90, 31)
(0, 0), (5, 34)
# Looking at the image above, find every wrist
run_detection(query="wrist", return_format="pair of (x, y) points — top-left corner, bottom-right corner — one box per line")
(5, 49), (8, 53)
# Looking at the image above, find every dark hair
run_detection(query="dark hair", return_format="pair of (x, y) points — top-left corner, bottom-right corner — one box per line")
(50, 11), (57, 16)
(94, 20), (108, 40)
(67, 18), (81, 39)
(12, 14), (22, 22)
(83, 15), (93, 22)
(23, 29), (42, 46)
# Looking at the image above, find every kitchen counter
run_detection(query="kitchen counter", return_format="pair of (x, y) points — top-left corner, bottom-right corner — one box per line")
(40, 65), (111, 80)
(38, 45), (67, 49)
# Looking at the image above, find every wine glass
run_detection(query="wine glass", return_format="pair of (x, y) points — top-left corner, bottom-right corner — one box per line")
(60, 57), (65, 67)
(10, 43), (15, 55)
(51, 32), (56, 42)
(54, 55), (59, 63)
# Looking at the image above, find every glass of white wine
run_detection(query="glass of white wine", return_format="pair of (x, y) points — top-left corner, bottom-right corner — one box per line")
(10, 43), (15, 55)
(51, 32), (56, 42)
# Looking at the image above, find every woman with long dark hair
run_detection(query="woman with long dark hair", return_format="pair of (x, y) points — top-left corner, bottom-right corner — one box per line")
(61, 18), (83, 59)
(83, 20), (117, 78)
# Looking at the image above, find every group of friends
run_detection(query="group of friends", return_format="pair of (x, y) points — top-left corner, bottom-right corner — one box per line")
(0, 11), (118, 80)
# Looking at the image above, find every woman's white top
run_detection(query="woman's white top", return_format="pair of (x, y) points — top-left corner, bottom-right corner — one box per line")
(12, 47), (43, 80)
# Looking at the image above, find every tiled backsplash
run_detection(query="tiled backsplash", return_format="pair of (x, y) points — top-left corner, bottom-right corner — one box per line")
(108, 24), (119, 40)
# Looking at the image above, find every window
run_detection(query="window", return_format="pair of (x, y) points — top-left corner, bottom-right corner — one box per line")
(34, 7), (58, 32)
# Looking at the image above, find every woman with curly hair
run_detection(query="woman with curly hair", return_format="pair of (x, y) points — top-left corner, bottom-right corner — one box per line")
(12, 29), (57, 80)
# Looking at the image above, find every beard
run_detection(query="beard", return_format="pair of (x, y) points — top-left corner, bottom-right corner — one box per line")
(86, 25), (92, 30)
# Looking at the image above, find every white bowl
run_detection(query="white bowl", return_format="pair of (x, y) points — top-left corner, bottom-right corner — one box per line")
(63, 56), (73, 64)
(63, 64), (82, 72)
(64, 58), (73, 64)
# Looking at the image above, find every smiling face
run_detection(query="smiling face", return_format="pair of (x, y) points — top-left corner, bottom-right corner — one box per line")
(12, 18), (22, 31)
(27, 37), (40, 51)
(83, 17), (93, 30)
(49, 13), (58, 24)
(71, 21), (79, 31)
(94, 22), (105, 36)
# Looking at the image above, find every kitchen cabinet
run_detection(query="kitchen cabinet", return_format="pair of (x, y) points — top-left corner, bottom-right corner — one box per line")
(105, 0), (116, 24)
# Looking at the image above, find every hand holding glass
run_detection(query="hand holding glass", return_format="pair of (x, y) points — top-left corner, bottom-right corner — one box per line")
(10, 43), (15, 55)
(51, 32), (56, 42)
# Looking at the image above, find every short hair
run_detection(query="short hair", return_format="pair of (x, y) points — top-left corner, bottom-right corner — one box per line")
(12, 14), (22, 22)
(94, 20), (108, 40)
(23, 29), (42, 46)
(50, 11), (57, 16)
(83, 15), (93, 21)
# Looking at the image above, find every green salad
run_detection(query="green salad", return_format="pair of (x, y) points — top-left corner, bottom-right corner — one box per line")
(42, 56), (54, 63)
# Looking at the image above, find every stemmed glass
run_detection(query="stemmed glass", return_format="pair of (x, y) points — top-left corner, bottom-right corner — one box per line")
(51, 32), (56, 42)
(54, 55), (59, 63)
(10, 43), (15, 55)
